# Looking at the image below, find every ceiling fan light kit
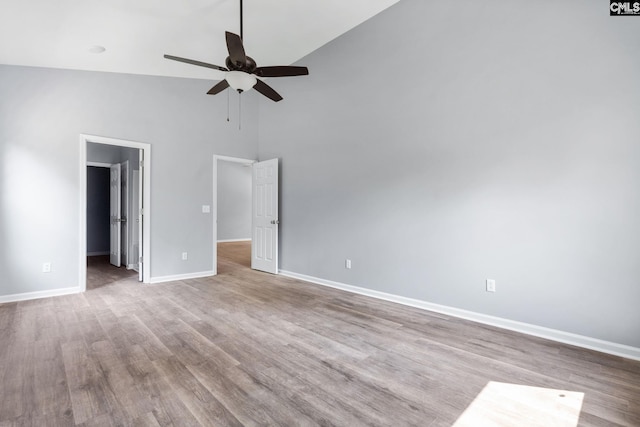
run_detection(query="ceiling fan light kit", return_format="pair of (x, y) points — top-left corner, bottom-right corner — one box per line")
(163, 0), (308, 103)
(225, 71), (257, 92)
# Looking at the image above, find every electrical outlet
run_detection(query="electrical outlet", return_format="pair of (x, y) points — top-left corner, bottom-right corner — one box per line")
(486, 279), (496, 292)
(182, 252), (188, 261)
(42, 262), (51, 273)
(345, 259), (352, 269)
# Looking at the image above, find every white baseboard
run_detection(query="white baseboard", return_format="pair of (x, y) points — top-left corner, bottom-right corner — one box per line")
(279, 270), (640, 362)
(217, 239), (251, 243)
(0, 286), (82, 304)
(149, 270), (216, 284)
(87, 251), (110, 256)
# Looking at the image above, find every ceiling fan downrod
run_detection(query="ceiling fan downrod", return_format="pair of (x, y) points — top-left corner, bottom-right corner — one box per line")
(240, 0), (243, 40)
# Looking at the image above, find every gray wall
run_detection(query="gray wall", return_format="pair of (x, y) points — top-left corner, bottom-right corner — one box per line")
(217, 160), (252, 241)
(0, 64), (258, 294)
(87, 143), (139, 166)
(86, 166), (110, 254)
(258, 0), (640, 347)
(87, 143), (123, 164)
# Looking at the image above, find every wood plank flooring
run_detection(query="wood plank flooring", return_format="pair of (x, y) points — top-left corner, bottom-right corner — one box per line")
(86, 256), (138, 290)
(1, 241), (639, 426)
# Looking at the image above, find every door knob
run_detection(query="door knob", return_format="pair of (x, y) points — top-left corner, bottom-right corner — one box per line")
(270, 220), (280, 224)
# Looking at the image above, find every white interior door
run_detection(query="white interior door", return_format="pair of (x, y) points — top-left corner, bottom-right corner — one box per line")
(131, 170), (141, 278)
(121, 161), (129, 267)
(251, 158), (279, 274)
(110, 163), (122, 267)
(137, 149), (144, 281)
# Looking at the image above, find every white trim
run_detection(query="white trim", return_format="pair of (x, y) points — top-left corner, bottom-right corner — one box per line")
(149, 270), (216, 284)
(279, 270), (640, 362)
(0, 287), (82, 304)
(80, 134), (152, 290)
(212, 154), (256, 276)
(214, 155), (256, 165)
(217, 238), (251, 243)
(86, 161), (112, 168)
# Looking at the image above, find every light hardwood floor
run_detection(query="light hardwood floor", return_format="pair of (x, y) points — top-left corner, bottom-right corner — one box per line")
(0, 241), (638, 426)
(86, 256), (139, 290)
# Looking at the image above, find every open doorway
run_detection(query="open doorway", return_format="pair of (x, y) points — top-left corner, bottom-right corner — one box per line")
(86, 150), (138, 288)
(79, 134), (151, 291)
(217, 241), (252, 274)
(213, 155), (280, 275)
(213, 155), (254, 274)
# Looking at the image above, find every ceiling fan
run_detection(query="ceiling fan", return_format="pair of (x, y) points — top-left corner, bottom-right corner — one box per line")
(163, 0), (309, 102)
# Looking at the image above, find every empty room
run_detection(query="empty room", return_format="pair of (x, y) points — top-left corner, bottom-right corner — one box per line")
(1, 0), (639, 425)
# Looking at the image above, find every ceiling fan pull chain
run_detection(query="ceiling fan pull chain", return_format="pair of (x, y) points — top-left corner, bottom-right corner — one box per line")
(239, 92), (242, 131)
(227, 88), (230, 122)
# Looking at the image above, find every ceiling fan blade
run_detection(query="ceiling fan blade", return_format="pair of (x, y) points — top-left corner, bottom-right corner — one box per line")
(253, 80), (283, 102)
(255, 66), (309, 78)
(164, 54), (228, 72)
(225, 32), (247, 67)
(207, 80), (230, 95)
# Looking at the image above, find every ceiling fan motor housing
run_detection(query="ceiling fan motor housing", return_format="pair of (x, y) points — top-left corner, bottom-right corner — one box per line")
(226, 55), (256, 73)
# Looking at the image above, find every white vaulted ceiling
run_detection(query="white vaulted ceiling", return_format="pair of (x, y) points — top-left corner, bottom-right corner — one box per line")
(0, 0), (400, 80)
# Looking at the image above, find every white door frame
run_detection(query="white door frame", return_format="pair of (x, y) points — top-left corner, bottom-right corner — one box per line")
(131, 168), (142, 276)
(212, 154), (256, 275)
(79, 134), (152, 290)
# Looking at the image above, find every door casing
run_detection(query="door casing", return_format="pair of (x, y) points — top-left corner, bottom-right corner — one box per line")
(79, 134), (151, 290)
